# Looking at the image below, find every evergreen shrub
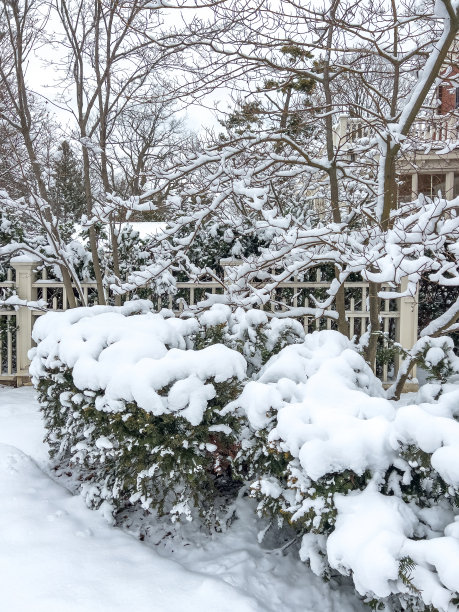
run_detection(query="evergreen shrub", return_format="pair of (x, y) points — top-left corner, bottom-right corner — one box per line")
(31, 303), (459, 610)
(233, 332), (459, 611)
(31, 302), (304, 527)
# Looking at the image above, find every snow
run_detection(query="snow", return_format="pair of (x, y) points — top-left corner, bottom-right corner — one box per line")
(0, 385), (365, 612)
(128, 222), (167, 238)
(30, 302), (246, 423)
(328, 486), (417, 598)
(328, 486), (459, 608)
(0, 294), (47, 311)
(167, 374), (216, 425)
(0, 445), (263, 612)
(425, 346), (446, 366)
(431, 446), (459, 486)
(10, 254), (42, 263)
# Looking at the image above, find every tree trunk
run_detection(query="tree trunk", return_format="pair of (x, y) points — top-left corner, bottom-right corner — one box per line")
(110, 219), (122, 306)
(81, 146), (106, 305)
(323, 20), (349, 338)
(7, 0), (79, 308)
(365, 281), (381, 369)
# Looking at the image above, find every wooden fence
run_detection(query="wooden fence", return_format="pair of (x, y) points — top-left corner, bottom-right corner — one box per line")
(0, 258), (418, 386)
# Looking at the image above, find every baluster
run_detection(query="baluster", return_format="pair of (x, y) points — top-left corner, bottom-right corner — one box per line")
(7, 314), (12, 375)
(293, 275), (298, 309)
(383, 301), (390, 381)
(42, 268), (48, 305)
(350, 297), (355, 337)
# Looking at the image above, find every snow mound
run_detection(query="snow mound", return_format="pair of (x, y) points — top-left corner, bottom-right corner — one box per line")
(0, 442), (261, 612)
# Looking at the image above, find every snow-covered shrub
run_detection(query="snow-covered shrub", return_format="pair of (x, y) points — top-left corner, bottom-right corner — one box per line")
(412, 336), (459, 386)
(193, 304), (305, 376)
(171, 220), (270, 275)
(232, 330), (459, 611)
(31, 301), (305, 527)
(31, 299), (459, 609)
(30, 301), (248, 526)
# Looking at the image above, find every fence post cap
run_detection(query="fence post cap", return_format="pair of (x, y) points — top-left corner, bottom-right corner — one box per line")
(10, 255), (42, 265)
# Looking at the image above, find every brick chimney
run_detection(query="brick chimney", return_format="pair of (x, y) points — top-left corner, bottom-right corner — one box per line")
(438, 46), (459, 114)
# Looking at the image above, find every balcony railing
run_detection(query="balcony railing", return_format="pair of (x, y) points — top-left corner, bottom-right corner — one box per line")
(334, 115), (459, 149)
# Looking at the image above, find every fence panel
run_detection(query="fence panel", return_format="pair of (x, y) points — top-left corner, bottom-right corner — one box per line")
(0, 258), (418, 385)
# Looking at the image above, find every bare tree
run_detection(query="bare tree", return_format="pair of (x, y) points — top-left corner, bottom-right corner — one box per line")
(111, 99), (189, 207)
(105, 0), (459, 373)
(53, 0), (193, 304)
(0, 0), (84, 307)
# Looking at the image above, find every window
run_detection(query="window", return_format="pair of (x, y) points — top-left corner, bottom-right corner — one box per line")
(397, 174), (412, 204)
(453, 173), (459, 198)
(418, 174), (446, 199)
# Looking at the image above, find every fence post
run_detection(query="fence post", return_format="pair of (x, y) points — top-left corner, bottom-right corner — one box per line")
(220, 258), (242, 283)
(11, 256), (41, 380)
(398, 277), (419, 382)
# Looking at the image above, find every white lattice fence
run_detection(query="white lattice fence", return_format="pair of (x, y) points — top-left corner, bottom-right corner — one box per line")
(0, 258), (418, 385)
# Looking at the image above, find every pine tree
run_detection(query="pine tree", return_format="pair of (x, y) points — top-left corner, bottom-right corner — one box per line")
(49, 141), (86, 222)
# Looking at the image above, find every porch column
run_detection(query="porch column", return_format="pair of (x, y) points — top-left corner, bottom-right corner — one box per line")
(446, 170), (455, 200)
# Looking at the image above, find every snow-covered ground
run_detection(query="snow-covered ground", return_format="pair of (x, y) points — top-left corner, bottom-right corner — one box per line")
(0, 385), (364, 612)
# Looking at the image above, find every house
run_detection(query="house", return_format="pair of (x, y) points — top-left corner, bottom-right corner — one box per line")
(334, 67), (459, 206)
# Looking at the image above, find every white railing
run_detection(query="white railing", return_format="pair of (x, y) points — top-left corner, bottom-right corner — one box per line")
(410, 115), (459, 142)
(0, 259), (418, 385)
(0, 267), (16, 378)
(334, 115), (459, 149)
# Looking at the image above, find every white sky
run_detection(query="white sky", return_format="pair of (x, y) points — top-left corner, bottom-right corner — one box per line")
(25, 4), (222, 139)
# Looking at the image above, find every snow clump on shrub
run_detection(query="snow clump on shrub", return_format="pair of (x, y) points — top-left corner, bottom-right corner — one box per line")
(30, 301), (248, 525)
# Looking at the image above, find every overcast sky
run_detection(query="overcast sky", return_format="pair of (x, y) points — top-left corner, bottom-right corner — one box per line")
(25, 4), (224, 140)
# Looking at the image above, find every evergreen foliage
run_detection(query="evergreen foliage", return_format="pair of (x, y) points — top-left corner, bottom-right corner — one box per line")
(419, 279), (459, 349)
(0, 213), (23, 282)
(37, 367), (244, 526)
(49, 141), (86, 222)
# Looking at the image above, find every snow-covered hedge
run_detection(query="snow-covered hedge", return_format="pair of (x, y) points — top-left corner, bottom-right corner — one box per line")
(31, 304), (459, 610)
(236, 331), (459, 611)
(30, 301), (303, 525)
